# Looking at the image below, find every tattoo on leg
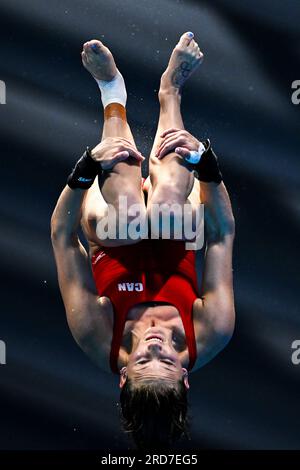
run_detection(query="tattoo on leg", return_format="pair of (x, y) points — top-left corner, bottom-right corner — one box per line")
(180, 61), (192, 77)
(171, 61), (193, 86)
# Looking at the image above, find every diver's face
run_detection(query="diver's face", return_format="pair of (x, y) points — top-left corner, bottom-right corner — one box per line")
(121, 326), (189, 388)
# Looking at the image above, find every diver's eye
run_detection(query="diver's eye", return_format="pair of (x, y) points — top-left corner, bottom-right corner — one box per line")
(172, 332), (186, 352)
(172, 340), (180, 352)
(162, 360), (175, 366)
(122, 331), (133, 353)
(136, 360), (148, 365)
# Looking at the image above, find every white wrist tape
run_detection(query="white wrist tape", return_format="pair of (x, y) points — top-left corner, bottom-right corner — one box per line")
(185, 141), (206, 164)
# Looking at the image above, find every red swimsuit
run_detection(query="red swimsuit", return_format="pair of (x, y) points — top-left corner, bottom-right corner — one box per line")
(91, 240), (200, 374)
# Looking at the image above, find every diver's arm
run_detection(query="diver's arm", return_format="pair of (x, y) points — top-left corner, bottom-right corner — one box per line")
(51, 187), (113, 372)
(199, 180), (235, 341)
(191, 181), (235, 369)
(51, 185), (86, 243)
(51, 186), (101, 345)
(50, 185), (97, 300)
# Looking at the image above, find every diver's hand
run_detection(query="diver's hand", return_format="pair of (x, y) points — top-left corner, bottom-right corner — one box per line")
(156, 128), (201, 160)
(91, 137), (145, 170)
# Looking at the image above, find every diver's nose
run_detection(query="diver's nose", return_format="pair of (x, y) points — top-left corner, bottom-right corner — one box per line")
(147, 342), (162, 353)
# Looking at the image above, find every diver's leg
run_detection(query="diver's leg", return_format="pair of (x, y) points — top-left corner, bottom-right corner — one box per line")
(80, 40), (146, 247)
(146, 32), (203, 238)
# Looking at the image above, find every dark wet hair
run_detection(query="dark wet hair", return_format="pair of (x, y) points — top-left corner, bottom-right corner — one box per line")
(119, 378), (190, 451)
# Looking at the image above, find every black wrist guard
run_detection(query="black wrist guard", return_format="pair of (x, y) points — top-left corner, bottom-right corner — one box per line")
(194, 139), (223, 184)
(67, 147), (102, 190)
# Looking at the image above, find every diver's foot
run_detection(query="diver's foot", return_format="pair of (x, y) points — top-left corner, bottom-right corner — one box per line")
(81, 39), (118, 81)
(159, 32), (203, 97)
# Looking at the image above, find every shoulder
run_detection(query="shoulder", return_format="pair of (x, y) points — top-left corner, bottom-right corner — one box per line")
(191, 298), (234, 370)
(72, 296), (114, 374)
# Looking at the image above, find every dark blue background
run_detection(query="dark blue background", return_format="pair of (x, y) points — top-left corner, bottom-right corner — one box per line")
(0, 0), (300, 450)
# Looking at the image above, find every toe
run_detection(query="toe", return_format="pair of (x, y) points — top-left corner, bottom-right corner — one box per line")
(89, 39), (105, 49)
(187, 40), (198, 51)
(178, 31), (194, 48)
(84, 40), (106, 57)
(84, 42), (96, 59)
(197, 51), (204, 63)
(91, 43), (100, 54)
(81, 51), (88, 63)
